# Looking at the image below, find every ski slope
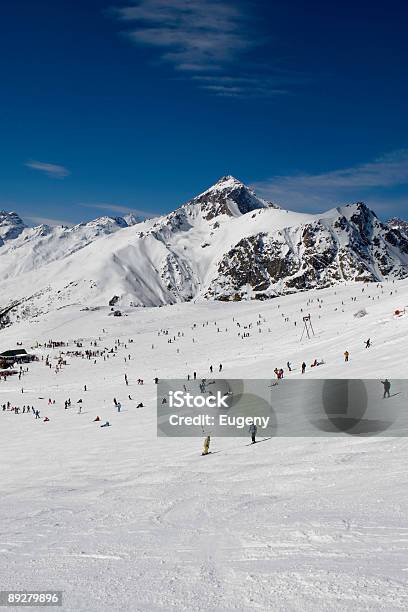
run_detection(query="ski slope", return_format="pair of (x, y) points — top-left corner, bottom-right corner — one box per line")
(1, 280), (408, 611)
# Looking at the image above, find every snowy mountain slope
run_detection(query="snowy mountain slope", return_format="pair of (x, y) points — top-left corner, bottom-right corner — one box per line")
(1, 178), (408, 323)
(388, 216), (408, 236)
(0, 211), (27, 244)
(1, 280), (408, 611)
(0, 213), (145, 279)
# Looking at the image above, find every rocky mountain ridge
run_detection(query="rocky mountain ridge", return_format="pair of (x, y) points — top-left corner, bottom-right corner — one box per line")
(0, 177), (407, 325)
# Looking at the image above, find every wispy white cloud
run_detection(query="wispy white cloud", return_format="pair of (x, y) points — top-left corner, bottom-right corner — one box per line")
(79, 202), (156, 218)
(115, 0), (248, 69)
(191, 73), (305, 98)
(252, 150), (408, 213)
(111, 0), (294, 98)
(24, 215), (73, 227)
(25, 160), (71, 179)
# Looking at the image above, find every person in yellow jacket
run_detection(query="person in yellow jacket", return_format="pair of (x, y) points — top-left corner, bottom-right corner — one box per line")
(202, 435), (211, 455)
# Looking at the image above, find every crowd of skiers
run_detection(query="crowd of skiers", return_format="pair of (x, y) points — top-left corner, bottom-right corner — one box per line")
(1, 280), (399, 444)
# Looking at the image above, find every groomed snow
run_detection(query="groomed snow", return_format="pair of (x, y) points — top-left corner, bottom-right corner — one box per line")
(1, 280), (408, 611)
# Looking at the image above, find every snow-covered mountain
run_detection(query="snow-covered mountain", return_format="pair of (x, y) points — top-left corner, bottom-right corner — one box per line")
(0, 213), (145, 279)
(1, 176), (408, 323)
(388, 217), (408, 236)
(0, 211), (27, 244)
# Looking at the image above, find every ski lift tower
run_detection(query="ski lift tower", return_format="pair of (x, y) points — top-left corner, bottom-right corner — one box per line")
(300, 314), (315, 340)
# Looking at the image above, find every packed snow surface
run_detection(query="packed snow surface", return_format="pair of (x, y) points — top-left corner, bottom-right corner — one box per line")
(1, 279), (408, 611)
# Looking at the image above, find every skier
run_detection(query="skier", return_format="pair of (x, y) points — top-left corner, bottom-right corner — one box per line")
(287, 361), (292, 372)
(100, 421), (111, 427)
(365, 338), (371, 348)
(219, 364), (223, 372)
(249, 422), (257, 444)
(344, 350), (349, 362)
(202, 435), (211, 456)
(301, 362), (306, 374)
(381, 379), (391, 398)
(117, 401), (121, 412)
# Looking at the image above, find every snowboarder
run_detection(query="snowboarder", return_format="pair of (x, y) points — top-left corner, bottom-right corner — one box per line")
(249, 422), (257, 444)
(202, 435), (210, 456)
(381, 379), (391, 398)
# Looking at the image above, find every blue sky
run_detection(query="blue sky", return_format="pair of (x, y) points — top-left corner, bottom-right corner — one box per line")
(1, 0), (407, 225)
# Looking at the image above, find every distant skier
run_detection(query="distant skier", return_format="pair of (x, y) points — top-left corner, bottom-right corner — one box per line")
(287, 361), (292, 372)
(117, 401), (121, 412)
(219, 364), (223, 372)
(249, 422), (257, 444)
(301, 362), (306, 374)
(100, 421), (111, 427)
(381, 379), (391, 398)
(365, 339), (371, 348)
(202, 435), (211, 456)
(344, 350), (349, 362)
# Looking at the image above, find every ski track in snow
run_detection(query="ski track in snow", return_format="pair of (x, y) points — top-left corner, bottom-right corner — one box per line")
(1, 280), (408, 610)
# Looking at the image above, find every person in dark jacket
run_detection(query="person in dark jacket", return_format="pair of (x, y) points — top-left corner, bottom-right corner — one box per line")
(381, 379), (391, 398)
(249, 422), (257, 444)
